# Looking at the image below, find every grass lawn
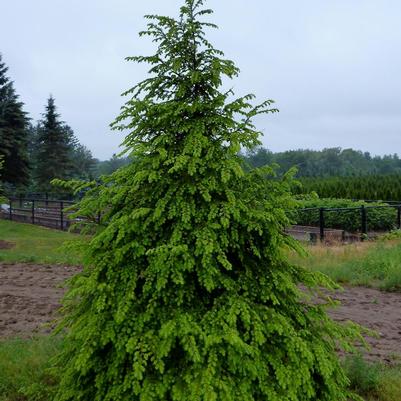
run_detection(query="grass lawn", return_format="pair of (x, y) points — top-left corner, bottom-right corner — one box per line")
(289, 239), (401, 291)
(0, 337), (61, 401)
(344, 355), (401, 401)
(0, 219), (83, 265)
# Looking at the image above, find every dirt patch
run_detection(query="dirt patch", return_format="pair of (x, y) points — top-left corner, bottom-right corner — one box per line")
(330, 287), (401, 363)
(0, 263), (80, 337)
(1, 263), (401, 363)
(0, 240), (15, 249)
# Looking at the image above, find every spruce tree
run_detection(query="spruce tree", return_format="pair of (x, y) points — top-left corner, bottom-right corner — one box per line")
(56, 1), (362, 400)
(34, 96), (74, 191)
(0, 53), (30, 187)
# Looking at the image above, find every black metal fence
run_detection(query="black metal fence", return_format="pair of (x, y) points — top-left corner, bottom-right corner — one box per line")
(4, 198), (76, 230)
(2, 197), (401, 241)
(295, 204), (401, 242)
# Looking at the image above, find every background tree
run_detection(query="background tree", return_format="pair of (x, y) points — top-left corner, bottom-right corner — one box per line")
(0, 156), (5, 203)
(63, 124), (97, 180)
(33, 96), (74, 191)
(70, 142), (96, 180)
(94, 153), (130, 176)
(0, 53), (30, 189)
(242, 146), (401, 177)
(56, 2), (361, 400)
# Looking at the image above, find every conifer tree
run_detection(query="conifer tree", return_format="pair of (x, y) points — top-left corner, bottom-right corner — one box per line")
(0, 156), (5, 203)
(56, 1), (361, 400)
(34, 96), (74, 191)
(0, 54), (30, 187)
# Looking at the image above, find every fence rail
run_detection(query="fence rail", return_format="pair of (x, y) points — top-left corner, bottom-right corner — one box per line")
(2, 197), (401, 241)
(4, 198), (76, 231)
(295, 204), (401, 241)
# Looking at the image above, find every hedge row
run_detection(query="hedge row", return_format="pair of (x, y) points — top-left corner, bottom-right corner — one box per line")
(293, 198), (398, 232)
(295, 175), (401, 201)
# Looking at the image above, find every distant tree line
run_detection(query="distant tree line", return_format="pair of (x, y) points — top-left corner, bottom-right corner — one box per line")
(0, 53), (129, 195)
(242, 147), (401, 177)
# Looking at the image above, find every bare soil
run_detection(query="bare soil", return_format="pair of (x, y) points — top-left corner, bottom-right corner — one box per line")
(1, 263), (401, 363)
(0, 240), (14, 249)
(0, 263), (80, 337)
(330, 287), (401, 363)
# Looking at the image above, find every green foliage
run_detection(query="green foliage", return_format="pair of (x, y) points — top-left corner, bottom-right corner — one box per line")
(65, 125), (97, 180)
(55, 1), (362, 400)
(32, 96), (72, 191)
(242, 147), (401, 179)
(31, 96), (95, 191)
(294, 198), (397, 232)
(0, 155), (6, 203)
(0, 336), (62, 401)
(296, 175), (401, 201)
(0, 53), (30, 188)
(94, 154), (130, 176)
(380, 229), (401, 241)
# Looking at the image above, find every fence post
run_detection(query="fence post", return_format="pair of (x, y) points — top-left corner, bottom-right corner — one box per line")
(398, 206), (401, 230)
(60, 201), (64, 230)
(319, 208), (325, 241)
(45, 192), (49, 207)
(19, 194), (23, 208)
(32, 200), (35, 224)
(361, 205), (367, 239)
(9, 199), (12, 221)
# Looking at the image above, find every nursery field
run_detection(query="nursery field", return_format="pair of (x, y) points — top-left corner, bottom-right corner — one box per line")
(1, 221), (401, 400)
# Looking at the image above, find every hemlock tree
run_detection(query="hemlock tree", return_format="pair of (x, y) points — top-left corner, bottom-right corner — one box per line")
(56, 1), (362, 400)
(34, 96), (74, 191)
(0, 54), (30, 187)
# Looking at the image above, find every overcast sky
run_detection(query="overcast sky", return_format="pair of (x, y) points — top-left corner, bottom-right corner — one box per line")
(2, 0), (401, 160)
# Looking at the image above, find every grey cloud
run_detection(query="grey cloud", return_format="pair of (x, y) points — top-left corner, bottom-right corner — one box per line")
(1, 0), (401, 159)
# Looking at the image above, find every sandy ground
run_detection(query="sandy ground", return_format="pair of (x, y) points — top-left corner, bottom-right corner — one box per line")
(1, 263), (401, 362)
(0, 264), (80, 337)
(330, 287), (401, 363)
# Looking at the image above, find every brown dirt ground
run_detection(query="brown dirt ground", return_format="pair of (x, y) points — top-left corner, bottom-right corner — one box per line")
(0, 263), (80, 337)
(330, 287), (401, 363)
(1, 263), (401, 363)
(0, 240), (15, 249)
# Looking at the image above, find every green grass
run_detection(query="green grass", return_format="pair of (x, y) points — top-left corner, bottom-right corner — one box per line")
(344, 355), (401, 401)
(0, 219), (82, 265)
(290, 239), (401, 291)
(0, 336), (62, 401)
